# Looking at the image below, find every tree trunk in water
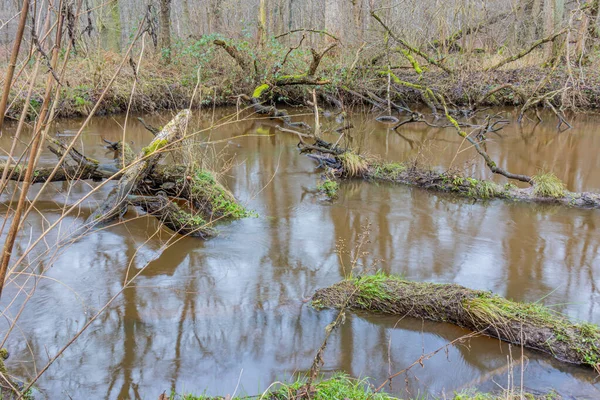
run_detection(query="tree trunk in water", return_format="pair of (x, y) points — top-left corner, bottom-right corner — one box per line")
(159, 0), (172, 63)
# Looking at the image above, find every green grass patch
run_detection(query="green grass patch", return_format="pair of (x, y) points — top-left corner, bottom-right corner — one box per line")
(142, 139), (169, 157)
(169, 373), (398, 400)
(532, 173), (566, 198)
(372, 162), (407, 180)
(317, 179), (339, 199)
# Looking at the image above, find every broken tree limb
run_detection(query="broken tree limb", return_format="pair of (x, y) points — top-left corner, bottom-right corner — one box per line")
(312, 274), (600, 370)
(484, 28), (568, 71)
(308, 43), (337, 76)
(213, 39), (255, 76)
(85, 109), (191, 227)
(371, 11), (453, 74)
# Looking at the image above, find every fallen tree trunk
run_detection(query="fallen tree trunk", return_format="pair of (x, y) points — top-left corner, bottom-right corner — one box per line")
(319, 156), (600, 209)
(85, 109), (191, 227)
(127, 194), (215, 238)
(312, 274), (600, 370)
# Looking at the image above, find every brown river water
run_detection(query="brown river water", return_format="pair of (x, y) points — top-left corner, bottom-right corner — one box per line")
(1, 107), (600, 399)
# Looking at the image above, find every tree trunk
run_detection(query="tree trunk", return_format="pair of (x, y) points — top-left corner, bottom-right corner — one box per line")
(159, 0), (172, 63)
(209, 0), (223, 33)
(86, 109), (191, 227)
(0, 0), (29, 132)
(325, 0), (343, 40)
(544, 0), (565, 63)
(99, 0), (121, 52)
(258, 0), (267, 46)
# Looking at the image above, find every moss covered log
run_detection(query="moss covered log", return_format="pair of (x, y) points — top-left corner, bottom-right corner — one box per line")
(127, 195), (215, 238)
(312, 273), (600, 370)
(364, 160), (600, 209)
(312, 153), (600, 209)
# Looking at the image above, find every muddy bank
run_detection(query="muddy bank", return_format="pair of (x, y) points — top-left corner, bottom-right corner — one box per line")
(312, 273), (600, 370)
(3, 60), (600, 121)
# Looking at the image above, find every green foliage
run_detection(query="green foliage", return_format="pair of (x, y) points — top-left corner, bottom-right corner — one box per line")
(169, 374), (398, 400)
(272, 373), (398, 400)
(317, 178), (339, 199)
(532, 172), (566, 198)
(352, 272), (402, 308)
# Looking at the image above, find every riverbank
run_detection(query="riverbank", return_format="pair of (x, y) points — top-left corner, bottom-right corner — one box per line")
(3, 47), (600, 122)
(168, 373), (562, 399)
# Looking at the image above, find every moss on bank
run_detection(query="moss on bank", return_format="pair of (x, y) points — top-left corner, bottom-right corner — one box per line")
(169, 373), (561, 400)
(312, 272), (600, 370)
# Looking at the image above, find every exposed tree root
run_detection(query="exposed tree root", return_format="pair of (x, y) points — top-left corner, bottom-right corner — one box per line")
(312, 273), (600, 370)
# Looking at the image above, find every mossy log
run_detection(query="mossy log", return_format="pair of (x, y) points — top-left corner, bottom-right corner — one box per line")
(312, 274), (600, 369)
(85, 109), (191, 227)
(363, 161), (600, 209)
(0, 110), (248, 238)
(127, 194), (215, 238)
(303, 147), (600, 209)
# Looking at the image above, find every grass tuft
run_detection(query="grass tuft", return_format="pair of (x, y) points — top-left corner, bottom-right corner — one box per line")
(338, 152), (369, 178)
(532, 173), (566, 198)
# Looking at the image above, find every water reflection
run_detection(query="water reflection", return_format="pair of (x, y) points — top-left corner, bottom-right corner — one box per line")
(1, 108), (600, 398)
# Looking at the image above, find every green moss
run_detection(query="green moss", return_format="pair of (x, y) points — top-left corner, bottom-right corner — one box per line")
(315, 273), (600, 370)
(252, 83), (271, 99)
(372, 162), (407, 180)
(532, 173), (566, 198)
(401, 49), (423, 75)
(317, 178), (339, 199)
(190, 169), (252, 219)
(142, 139), (169, 156)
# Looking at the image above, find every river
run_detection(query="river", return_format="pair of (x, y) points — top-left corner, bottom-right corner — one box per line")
(1, 107), (599, 398)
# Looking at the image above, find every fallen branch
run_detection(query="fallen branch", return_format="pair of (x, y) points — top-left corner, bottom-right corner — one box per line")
(313, 274), (600, 370)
